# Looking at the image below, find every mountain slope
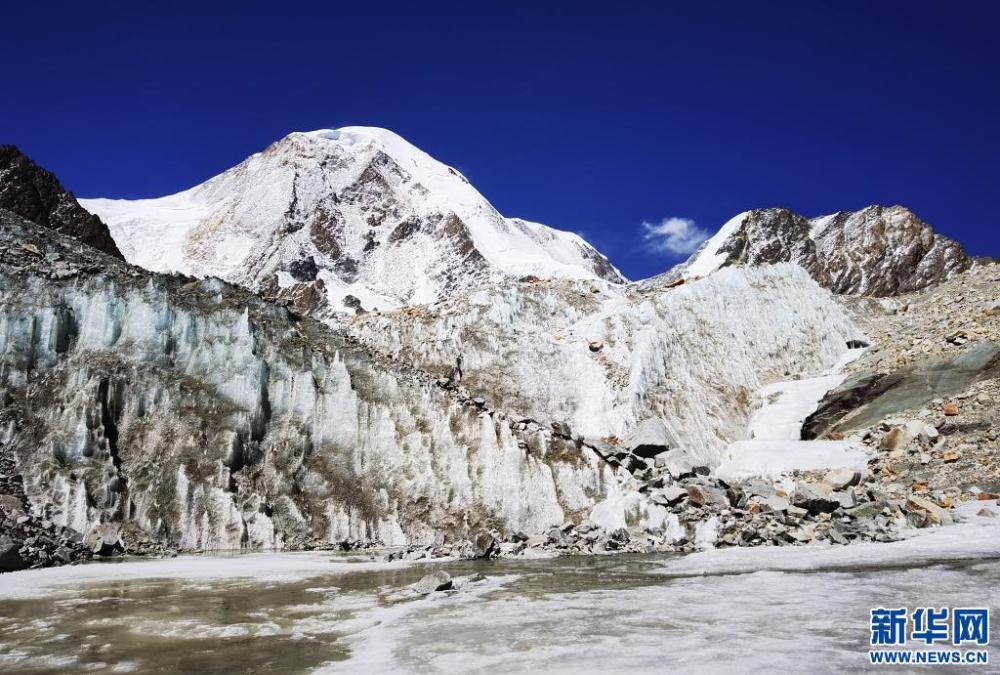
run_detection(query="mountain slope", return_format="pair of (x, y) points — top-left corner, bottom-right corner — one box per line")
(81, 128), (624, 316)
(0, 146), (123, 259)
(672, 205), (973, 296)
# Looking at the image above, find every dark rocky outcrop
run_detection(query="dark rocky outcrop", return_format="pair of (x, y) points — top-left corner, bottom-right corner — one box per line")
(0, 145), (123, 259)
(803, 342), (1000, 438)
(677, 205), (977, 296)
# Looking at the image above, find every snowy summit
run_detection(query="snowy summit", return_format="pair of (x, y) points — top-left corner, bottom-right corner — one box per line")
(81, 127), (624, 315)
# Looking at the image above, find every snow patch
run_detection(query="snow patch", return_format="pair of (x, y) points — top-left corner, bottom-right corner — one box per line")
(684, 211), (748, 278)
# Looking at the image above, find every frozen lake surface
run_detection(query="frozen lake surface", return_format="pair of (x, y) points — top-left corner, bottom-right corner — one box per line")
(1, 510), (998, 674)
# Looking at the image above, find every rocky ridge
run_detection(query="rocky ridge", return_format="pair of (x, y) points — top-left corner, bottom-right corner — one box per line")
(804, 263), (1000, 517)
(668, 205), (976, 296)
(0, 146), (123, 260)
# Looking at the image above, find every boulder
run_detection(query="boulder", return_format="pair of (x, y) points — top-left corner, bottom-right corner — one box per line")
(823, 468), (861, 490)
(651, 485), (687, 507)
(848, 500), (883, 520)
(742, 478), (777, 499)
(764, 495), (791, 512)
(625, 418), (679, 459)
(411, 570), (453, 594)
(880, 426), (914, 450)
(833, 488), (858, 510)
(85, 524), (123, 556)
(905, 496), (953, 526)
(659, 450), (704, 480)
(0, 535), (27, 572)
(791, 483), (841, 514)
(471, 532), (499, 558)
(904, 420), (939, 444)
(584, 438), (625, 461)
(686, 484), (729, 508)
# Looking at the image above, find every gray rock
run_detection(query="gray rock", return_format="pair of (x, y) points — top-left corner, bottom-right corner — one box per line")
(625, 418), (679, 459)
(85, 524), (123, 557)
(764, 495), (791, 512)
(660, 449), (699, 480)
(603, 528), (631, 550)
(904, 420), (939, 444)
(905, 495), (953, 525)
(652, 485), (688, 507)
(850, 502), (884, 520)
(791, 484), (841, 514)
(823, 468), (861, 490)
(0, 535), (26, 572)
(411, 570), (453, 594)
(686, 484), (729, 508)
(828, 529), (850, 545)
(551, 421), (572, 439)
(742, 479), (777, 499)
(833, 488), (858, 510)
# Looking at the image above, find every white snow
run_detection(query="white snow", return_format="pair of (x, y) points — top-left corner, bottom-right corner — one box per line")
(80, 126), (624, 313)
(683, 211), (748, 278)
(808, 212), (838, 240)
(716, 439), (870, 482)
(746, 375), (846, 441)
(82, 190), (213, 276)
(714, 347), (869, 481)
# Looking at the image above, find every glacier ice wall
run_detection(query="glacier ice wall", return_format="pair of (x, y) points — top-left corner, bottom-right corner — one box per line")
(0, 236), (624, 552)
(351, 265), (862, 464)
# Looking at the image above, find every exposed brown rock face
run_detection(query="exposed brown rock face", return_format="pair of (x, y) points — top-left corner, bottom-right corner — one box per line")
(0, 145), (124, 259)
(700, 205), (975, 296)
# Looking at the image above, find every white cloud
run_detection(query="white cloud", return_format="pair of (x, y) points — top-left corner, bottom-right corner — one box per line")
(641, 217), (710, 256)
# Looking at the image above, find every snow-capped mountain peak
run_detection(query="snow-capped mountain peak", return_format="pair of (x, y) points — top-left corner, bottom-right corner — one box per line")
(81, 127), (624, 316)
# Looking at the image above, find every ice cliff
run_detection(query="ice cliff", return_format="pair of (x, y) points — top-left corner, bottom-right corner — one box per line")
(0, 210), (626, 552)
(350, 266), (862, 465)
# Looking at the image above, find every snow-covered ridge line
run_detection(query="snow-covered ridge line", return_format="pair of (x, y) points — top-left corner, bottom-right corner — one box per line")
(81, 126), (624, 316)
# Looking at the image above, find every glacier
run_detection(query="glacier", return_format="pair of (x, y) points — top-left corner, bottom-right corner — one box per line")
(350, 264), (862, 465)
(0, 208), (864, 553)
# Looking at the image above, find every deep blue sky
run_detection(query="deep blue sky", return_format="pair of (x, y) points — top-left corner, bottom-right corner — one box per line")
(3, 1), (998, 280)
